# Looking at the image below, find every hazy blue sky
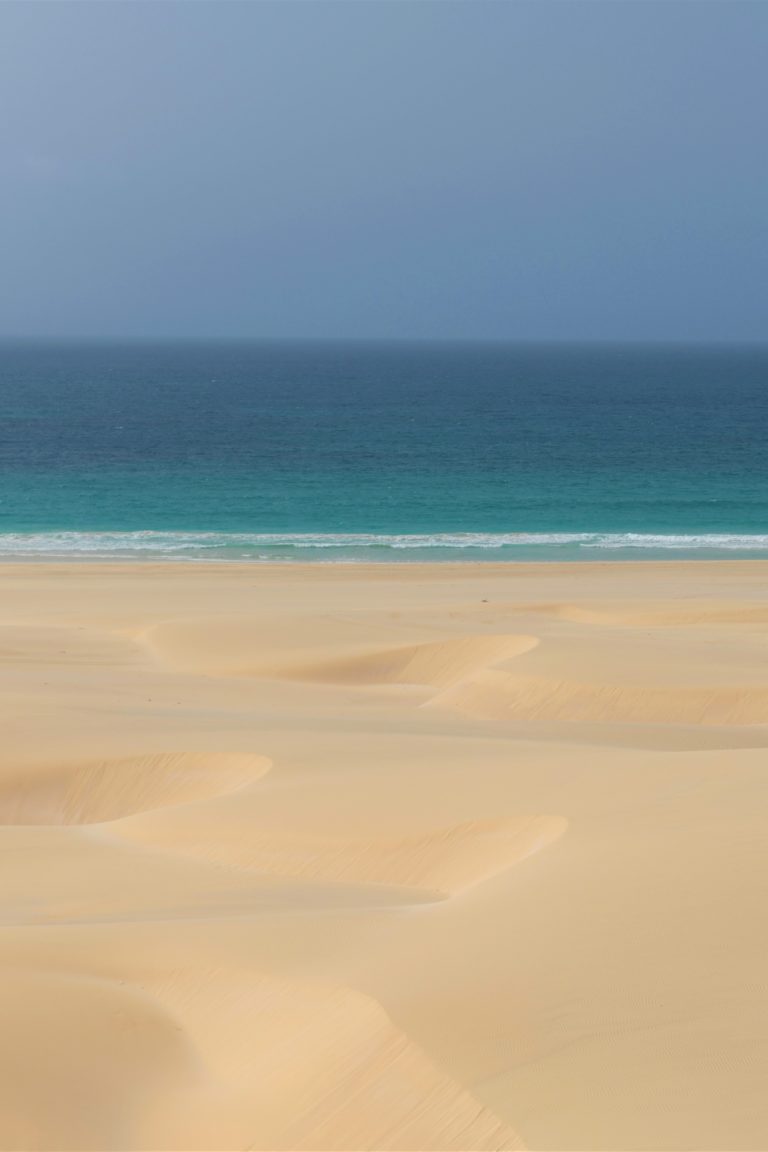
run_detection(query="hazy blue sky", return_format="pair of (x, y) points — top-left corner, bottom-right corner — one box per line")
(0, 1), (766, 341)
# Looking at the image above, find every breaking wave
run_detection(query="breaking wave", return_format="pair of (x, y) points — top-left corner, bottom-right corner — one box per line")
(0, 531), (767, 560)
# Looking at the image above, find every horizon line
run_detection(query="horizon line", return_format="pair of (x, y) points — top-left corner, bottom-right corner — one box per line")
(1, 335), (767, 348)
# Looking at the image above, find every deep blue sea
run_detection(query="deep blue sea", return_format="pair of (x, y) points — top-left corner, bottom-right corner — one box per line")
(0, 340), (766, 561)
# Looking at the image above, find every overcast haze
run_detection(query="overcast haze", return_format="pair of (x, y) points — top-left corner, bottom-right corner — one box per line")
(0, 1), (766, 341)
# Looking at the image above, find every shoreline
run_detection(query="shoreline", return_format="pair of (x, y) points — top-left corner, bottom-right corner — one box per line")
(2, 557), (768, 573)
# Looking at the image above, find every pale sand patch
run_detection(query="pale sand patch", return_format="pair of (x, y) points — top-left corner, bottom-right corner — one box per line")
(0, 561), (766, 1149)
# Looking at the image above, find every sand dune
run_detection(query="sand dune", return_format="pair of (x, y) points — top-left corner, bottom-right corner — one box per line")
(114, 809), (567, 896)
(0, 561), (767, 1149)
(142, 615), (408, 677)
(0, 969), (194, 1151)
(0, 752), (270, 826)
(145, 622), (538, 689)
(0, 963), (521, 1151)
(268, 634), (538, 687)
(137, 968), (523, 1151)
(436, 669), (768, 725)
(525, 600), (768, 627)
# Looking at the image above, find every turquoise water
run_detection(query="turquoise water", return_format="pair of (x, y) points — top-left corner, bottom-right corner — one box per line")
(0, 340), (766, 560)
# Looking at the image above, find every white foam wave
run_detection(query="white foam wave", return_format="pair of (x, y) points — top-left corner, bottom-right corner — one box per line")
(0, 530), (767, 558)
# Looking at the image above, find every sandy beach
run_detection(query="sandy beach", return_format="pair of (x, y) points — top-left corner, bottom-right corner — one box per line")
(1, 560), (767, 1150)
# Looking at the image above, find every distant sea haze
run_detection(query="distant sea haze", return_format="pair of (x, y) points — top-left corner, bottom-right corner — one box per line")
(0, 340), (766, 561)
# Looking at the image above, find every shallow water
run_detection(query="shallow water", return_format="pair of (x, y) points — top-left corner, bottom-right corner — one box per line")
(1, 340), (766, 559)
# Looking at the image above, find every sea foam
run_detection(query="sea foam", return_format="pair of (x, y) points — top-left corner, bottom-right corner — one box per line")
(0, 531), (767, 560)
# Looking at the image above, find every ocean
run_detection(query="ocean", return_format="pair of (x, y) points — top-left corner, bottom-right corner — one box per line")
(0, 339), (766, 561)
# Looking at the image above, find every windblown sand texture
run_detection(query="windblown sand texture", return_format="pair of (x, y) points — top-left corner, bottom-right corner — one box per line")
(1, 561), (767, 1150)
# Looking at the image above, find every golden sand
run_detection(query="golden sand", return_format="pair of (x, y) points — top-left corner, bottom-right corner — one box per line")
(1, 561), (767, 1150)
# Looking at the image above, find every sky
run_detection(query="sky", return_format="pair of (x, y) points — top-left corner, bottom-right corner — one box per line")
(0, 1), (766, 342)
